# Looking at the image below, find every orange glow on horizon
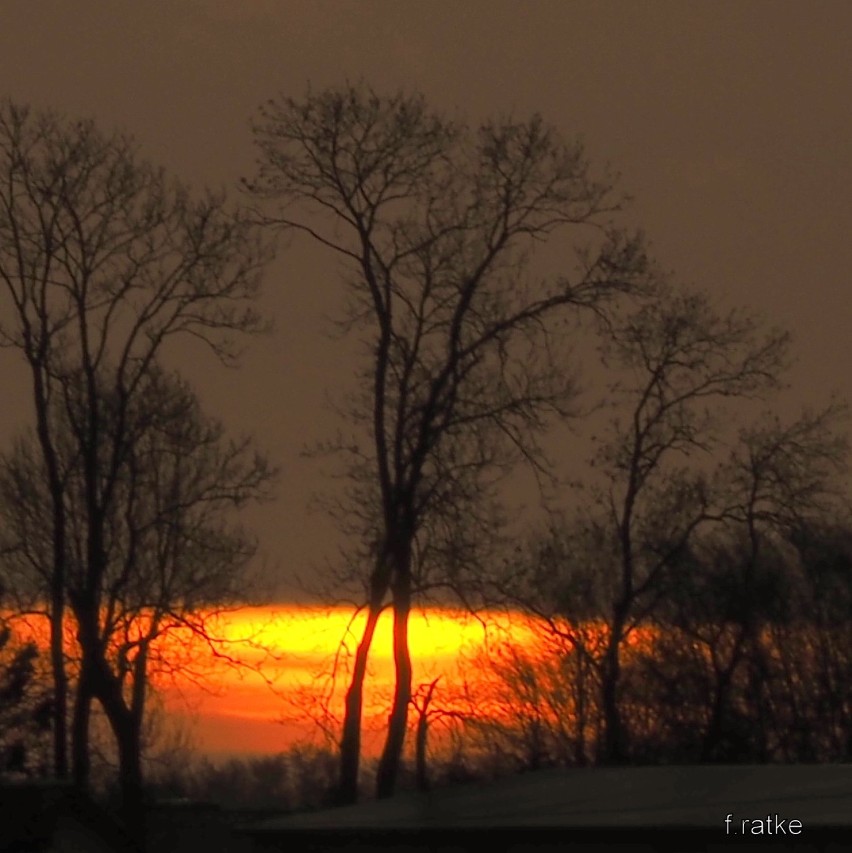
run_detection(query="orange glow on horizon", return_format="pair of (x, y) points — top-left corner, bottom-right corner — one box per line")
(3, 605), (543, 756)
(153, 605), (543, 754)
(3, 605), (657, 758)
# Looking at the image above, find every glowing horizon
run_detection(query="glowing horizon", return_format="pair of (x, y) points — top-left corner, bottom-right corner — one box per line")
(4, 604), (547, 757)
(155, 605), (544, 755)
(4, 602), (665, 759)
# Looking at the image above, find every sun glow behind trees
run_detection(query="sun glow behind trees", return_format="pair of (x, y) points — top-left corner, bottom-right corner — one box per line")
(152, 606), (665, 761)
(6, 606), (547, 756)
(12, 602), (843, 767)
(157, 605), (542, 756)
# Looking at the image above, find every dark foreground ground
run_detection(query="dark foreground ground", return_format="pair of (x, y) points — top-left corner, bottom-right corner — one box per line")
(245, 765), (852, 853)
(3, 765), (852, 852)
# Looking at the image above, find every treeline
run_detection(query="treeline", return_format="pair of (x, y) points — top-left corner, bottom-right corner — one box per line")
(447, 520), (852, 773)
(0, 96), (275, 845)
(0, 81), (849, 829)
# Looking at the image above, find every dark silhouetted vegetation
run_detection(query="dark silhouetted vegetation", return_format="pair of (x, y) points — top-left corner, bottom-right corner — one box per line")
(246, 82), (654, 803)
(0, 97), (273, 842)
(0, 84), (849, 848)
(0, 617), (52, 777)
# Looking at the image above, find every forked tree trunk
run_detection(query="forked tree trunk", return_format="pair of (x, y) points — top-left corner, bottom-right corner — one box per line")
(701, 632), (745, 762)
(94, 661), (147, 846)
(75, 607), (147, 843)
(376, 570), (413, 799)
(336, 560), (391, 805)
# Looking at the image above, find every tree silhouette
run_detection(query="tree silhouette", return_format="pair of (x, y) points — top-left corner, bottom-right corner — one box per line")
(696, 402), (848, 760)
(0, 366), (274, 837)
(496, 283), (795, 763)
(586, 283), (790, 762)
(0, 616), (51, 777)
(246, 83), (653, 801)
(0, 99), (269, 836)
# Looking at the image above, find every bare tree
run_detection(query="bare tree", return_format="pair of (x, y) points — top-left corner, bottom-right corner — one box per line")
(496, 392), (849, 765)
(486, 523), (609, 764)
(246, 83), (653, 801)
(696, 401), (848, 760)
(0, 98), (268, 833)
(0, 366), (274, 834)
(778, 517), (852, 759)
(497, 285), (792, 763)
(582, 284), (791, 762)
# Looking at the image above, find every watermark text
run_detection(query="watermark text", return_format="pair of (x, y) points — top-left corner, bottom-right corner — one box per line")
(724, 813), (803, 836)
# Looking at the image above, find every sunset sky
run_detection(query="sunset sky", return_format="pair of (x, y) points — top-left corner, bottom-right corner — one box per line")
(9, 605), (543, 757)
(154, 606), (540, 756)
(1, 1), (851, 759)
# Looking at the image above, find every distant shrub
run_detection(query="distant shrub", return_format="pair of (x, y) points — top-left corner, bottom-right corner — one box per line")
(149, 743), (339, 813)
(0, 622), (52, 779)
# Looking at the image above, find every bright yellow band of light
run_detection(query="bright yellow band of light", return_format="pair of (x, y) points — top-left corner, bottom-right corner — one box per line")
(3, 605), (654, 758)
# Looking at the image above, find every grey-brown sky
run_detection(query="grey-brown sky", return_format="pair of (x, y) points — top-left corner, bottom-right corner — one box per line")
(2, 1), (850, 596)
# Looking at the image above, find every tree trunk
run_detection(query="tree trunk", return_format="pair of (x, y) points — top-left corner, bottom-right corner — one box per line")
(92, 655), (147, 846)
(702, 681), (730, 762)
(49, 595), (68, 779)
(115, 713), (145, 848)
(415, 678), (439, 792)
(33, 366), (70, 781)
(574, 652), (588, 766)
(71, 665), (92, 790)
(415, 712), (429, 793)
(376, 571), (412, 799)
(336, 595), (385, 804)
(600, 613), (627, 764)
(336, 545), (393, 805)
(75, 605), (147, 843)
(701, 636), (744, 762)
